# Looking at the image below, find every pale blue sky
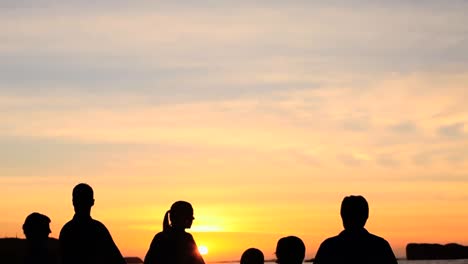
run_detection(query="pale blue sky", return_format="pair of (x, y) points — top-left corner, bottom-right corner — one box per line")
(2, 1), (467, 97)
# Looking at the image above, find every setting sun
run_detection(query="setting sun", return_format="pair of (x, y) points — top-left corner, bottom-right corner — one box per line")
(198, 245), (209, 255)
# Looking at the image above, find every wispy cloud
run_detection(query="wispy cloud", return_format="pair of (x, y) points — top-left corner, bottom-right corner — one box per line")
(389, 121), (418, 134)
(438, 122), (466, 139)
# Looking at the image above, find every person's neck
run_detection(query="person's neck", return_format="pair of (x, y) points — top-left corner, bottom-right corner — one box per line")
(344, 227), (366, 233)
(279, 261), (302, 264)
(27, 238), (48, 247)
(171, 226), (186, 232)
(74, 212), (92, 220)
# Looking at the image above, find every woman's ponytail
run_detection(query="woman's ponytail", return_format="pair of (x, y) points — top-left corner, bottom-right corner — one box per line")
(163, 210), (171, 232)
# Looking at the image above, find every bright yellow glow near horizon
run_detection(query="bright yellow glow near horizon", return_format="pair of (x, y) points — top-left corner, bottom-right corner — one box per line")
(1, 158), (467, 262)
(198, 245), (209, 255)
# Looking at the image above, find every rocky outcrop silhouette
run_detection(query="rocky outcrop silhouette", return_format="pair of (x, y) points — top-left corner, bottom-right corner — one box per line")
(0, 237), (59, 263)
(1, 238), (143, 264)
(406, 243), (468, 260)
(0, 238), (25, 264)
(124, 257), (144, 263)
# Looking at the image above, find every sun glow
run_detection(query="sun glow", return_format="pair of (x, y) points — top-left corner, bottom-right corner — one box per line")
(198, 245), (209, 255)
(191, 225), (222, 232)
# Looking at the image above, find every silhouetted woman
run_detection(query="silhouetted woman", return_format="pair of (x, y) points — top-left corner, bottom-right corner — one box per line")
(144, 201), (205, 264)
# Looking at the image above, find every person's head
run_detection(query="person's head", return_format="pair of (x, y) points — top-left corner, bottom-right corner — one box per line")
(241, 248), (264, 264)
(23, 212), (51, 241)
(340, 195), (369, 230)
(72, 183), (94, 215)
(163, 201), (194, 231)
(275, 236), (305, 264)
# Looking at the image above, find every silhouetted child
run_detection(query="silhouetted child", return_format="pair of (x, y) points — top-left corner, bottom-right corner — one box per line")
(275, 236), (306, 264)
(59, 183), (126, 264)
(23, 212), (59, 264)
(314, 195), (398, 264)
(240, 248), (264, 264)
(144, 201), (205, 264)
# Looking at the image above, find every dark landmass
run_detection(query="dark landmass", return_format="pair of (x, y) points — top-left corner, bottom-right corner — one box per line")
(0, 238), (26, 264)
(124, 256), (144, 263)
(407, 243), (468, 260)
(0, 237), (59, 264)
(0, 238), (143, 264)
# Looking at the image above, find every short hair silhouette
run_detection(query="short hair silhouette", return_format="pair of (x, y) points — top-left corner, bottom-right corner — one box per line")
(340, 195), (369, 230)
(240, 248), (264, 264)
(59, 183), (125, 264)
(23, 212), (59, 264)
(275, 236), (305, 264)
(72, 183), (94, 209)
(163, 200), (194, 231)
(23, 212), (51, 240)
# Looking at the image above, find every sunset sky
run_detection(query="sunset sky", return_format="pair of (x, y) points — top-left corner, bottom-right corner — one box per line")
(1, 1), (467, 262)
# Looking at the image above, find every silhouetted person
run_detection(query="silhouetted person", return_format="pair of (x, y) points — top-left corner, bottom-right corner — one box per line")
(23, 212), (59, 264)
(144, 201), (205, 264)
(314, 195), (398, 264)
(59, 183), (126, 264)
(241, 248), (264, 264)
(275, 236), (306, 264)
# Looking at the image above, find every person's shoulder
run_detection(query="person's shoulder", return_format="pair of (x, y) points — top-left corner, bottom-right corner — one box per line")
(366, 231), (397, 261)
(179, 231), (195, 242)
(164, 230), (195, 243)
(150, 231), (169, 242)
(89, 219), (115, 236)
(319, 234), (340, 247)
(91, 219), (108, 229)
(148, 231), (171, 248)
(59, 219), (74, 236)
(154, 231), (166, 239)
(315, 234), (341, 261)
(366, 231), (391, 245)
(184, 231), (194, 238)
(61, 219), (74, 229)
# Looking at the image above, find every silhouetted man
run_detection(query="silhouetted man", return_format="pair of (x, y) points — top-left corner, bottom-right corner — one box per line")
(23, 212), (59, 264)
(314, 195), (397, 264)
(59, 183), (126, 264)
(275, 236), (306, 264)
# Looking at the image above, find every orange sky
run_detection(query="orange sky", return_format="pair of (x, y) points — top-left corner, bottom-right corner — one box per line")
(1, 1), (468, 262)
(1, 157), (467, 262)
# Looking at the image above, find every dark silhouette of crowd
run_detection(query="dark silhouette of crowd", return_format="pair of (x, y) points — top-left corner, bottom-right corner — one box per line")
(21, 184), (397, 264)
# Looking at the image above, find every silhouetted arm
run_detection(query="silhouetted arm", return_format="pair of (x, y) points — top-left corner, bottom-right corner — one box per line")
(143, 236), (156, 264)
(59, 225), (73, 264)
(144, 233), (166, 264)
(382, 240), (398, 264)
(188, 234), (205, 264)
(313, 239), (332, 264)
(97, 222), (126, 264)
